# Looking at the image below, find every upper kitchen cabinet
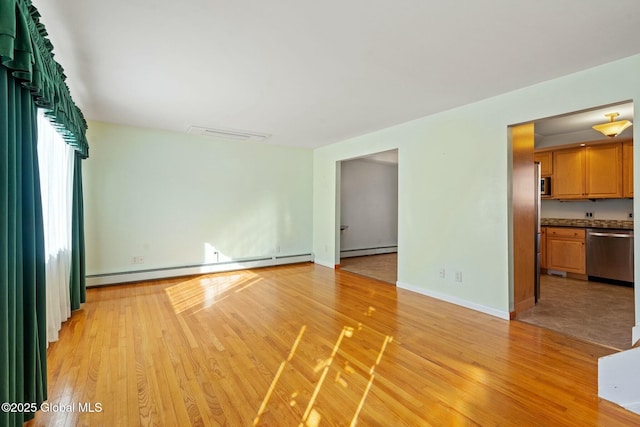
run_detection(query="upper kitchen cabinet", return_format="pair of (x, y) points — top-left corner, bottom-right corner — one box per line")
(553, 147), (585, 198)
(551, 142), (624, 199)
(623, 141), (633, 198)
(534, 151), (553, 176)
(585, 143), (623, 198)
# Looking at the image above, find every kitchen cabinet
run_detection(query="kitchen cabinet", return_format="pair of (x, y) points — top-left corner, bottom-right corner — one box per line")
(540, 227), (547, 269)
(546, 227), (585, 274)
(623, 141), (633, 198)
(534, 152), (553, 176)
(551, 142), (622, 199)
(553, 147), (585, 198)
(585, 143), (623, 198)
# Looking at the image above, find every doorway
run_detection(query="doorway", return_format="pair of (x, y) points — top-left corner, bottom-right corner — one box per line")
(338, 149), (399, 284)
(511, 101), (635, 350)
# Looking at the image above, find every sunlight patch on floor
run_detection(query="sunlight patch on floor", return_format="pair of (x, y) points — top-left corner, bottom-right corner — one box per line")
(253, 311), (393, 427)
(165, 271), (261, 314)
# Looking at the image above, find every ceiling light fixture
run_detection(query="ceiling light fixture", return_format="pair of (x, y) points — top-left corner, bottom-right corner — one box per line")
(591, 112), (633, 137)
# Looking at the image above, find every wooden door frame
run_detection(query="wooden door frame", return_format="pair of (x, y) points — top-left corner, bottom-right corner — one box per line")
(511, 123), (536, 317)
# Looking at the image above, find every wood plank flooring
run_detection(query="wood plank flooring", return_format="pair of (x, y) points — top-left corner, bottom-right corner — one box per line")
(339, 253), (397, 284)
(340, 254), (635, 351)
(26, 263), (640, 426)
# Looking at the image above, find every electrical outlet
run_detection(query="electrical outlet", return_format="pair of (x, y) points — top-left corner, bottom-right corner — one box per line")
(439, 268), (445, 279)
(629, 212), (634, 219)
(585, 212), (593, 218)
(455, 271), (463, 282)
(132, 256), (144, 264)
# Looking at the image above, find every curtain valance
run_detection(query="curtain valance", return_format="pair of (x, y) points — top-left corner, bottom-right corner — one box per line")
(0, 0), (88, 158)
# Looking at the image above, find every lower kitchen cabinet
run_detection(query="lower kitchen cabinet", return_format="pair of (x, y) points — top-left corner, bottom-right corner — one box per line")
(546, 227), (585, 274)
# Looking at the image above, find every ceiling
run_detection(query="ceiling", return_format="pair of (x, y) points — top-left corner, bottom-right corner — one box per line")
(32, 0), (640, 149)
(535, 101), (634, 147)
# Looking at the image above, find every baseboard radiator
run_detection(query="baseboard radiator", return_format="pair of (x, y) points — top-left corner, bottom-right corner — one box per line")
(86, 253), (313, 287)
(340, 245), (397, 259)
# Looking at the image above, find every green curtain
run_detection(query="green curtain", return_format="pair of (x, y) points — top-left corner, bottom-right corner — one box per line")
(1, 1), (87, 425)
(70, 151), (86, 310)
(1, 66), (47, 426)
(0, 0), (88, 158)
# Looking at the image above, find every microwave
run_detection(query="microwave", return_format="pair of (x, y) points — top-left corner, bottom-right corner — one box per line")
(540, 177), (551, 196)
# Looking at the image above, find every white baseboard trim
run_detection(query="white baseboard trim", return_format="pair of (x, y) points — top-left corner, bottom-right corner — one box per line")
(340, 246), (398, 258)
(86, 254), (313, 287)
(396, 281), (510, 320)
(314, 258), (336, 269)
(625, 402), (640, 415)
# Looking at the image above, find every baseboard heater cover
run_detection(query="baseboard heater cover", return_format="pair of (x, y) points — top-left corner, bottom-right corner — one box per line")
(86, 253), (313, 287)
(340, 246), (397, 258)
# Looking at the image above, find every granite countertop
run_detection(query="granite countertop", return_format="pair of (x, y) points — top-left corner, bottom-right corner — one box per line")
(541, 218), (634, 230)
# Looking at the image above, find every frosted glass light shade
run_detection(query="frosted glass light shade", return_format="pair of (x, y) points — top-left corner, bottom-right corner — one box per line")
(592, 112), (633, 137)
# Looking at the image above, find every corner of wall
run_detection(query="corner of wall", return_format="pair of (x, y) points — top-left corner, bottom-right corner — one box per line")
(314, 258), (336, 269)
(599, 347), (640, 415)
(633, 325), (640, 346)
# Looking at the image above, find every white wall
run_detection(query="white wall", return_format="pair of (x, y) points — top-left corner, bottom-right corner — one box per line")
(542, 199), (633, 221)
(84, 121), (313, 277)
(340, 158), (398, 253)
(313, 54), (640, 320)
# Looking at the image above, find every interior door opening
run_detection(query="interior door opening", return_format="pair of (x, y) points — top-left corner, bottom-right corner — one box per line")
(511, 101), (635, 350)
(337, 149), (399, 284)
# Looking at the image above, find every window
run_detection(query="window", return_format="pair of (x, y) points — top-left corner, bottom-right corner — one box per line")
(37, 110), (74, 343)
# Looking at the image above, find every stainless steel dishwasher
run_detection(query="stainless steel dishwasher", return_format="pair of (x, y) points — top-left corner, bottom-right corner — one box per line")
(586, 229), (634, 284)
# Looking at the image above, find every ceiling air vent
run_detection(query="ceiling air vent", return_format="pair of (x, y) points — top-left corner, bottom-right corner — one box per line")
(187, 125), (271, 142)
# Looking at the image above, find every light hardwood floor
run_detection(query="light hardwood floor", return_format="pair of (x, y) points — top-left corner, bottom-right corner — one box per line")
(340, 254), (635, 351)
(27, 263), (640, 426)
(340, 253), (397, 284)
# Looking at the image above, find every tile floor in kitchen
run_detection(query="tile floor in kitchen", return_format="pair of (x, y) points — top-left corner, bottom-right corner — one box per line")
(518, 273), (634, 350)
